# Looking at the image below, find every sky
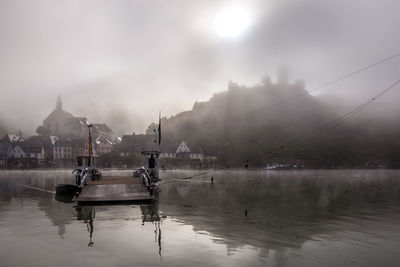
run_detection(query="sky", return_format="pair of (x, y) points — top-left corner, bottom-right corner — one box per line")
(0, 0), (399, 135)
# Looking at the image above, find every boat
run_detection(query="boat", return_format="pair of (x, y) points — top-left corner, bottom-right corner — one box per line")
(57, 115), (162, 203)
(265, 163), (291, 170)
(55, 183), (78, 195)
(55, 123), (100, 196)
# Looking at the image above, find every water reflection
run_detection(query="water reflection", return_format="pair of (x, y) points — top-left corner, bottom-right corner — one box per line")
(1, 170), (400, 266)
(75, 206), (96, 246)
(74, 202), (165, 256)
(159, 170), (400, 257)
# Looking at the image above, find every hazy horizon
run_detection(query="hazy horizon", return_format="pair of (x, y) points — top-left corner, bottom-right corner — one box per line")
(1, 0), (400, 136)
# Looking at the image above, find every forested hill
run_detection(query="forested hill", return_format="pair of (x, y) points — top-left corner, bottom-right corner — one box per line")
(0, 124), (7, 139)
(159, 77), (400, 168)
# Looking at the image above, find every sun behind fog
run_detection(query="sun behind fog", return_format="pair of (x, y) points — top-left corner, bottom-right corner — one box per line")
(214, 5), (253, 39)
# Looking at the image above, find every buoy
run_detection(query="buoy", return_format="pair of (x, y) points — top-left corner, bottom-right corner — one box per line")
(244, 209), (248, 217)
(211, 176), (214, 184)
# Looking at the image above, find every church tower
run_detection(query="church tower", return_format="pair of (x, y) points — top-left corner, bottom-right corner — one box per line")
(56, 95), (62, 110)
(43, 94), (74, 135)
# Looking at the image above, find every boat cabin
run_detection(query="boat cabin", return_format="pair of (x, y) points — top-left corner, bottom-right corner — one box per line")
(141, 150), (161, 182)
(76, 155), (97, 170)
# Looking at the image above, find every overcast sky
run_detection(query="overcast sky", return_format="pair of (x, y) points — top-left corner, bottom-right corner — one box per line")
(0, 0), (399, 135)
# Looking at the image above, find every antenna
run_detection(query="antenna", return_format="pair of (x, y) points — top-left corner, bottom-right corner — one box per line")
(86, 122), (94, 157)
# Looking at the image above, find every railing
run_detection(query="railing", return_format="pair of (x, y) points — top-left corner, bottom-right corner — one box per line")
(78, 171), (91, 188)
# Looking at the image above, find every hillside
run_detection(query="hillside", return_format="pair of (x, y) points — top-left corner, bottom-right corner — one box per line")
(0, 124), (7, 139)
(159, 77), (400, 168)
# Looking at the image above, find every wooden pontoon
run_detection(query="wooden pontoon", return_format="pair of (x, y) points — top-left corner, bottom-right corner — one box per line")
(73, 176), (155, 203)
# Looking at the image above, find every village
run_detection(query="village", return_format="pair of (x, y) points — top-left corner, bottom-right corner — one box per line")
(0, 96), (218, 169)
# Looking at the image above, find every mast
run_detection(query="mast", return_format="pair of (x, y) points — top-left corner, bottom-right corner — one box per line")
(87, 123), (93, 157)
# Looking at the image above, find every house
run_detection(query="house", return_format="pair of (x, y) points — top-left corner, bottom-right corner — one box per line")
(0, 134), (24, 167)
(25, 135), (54, 164)
(63, 117), (88, 138)
(160, 141), (205, 162)
(95, 135), (113, 154)
(176, 141), (203, 161)
(41, 95), (113, 139)
(53, 137), (73, 161)
(0, 134), (25, 144)
(159, 144), (177, 158)
(116, 134), (155, 157)
(0, 143), (9, 167)
(9, 144), (26, 158)
(8, 141), (44, 168)
(71, 138), (87, 159)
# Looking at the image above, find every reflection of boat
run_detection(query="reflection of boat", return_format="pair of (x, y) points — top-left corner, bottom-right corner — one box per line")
(75, 205), (96, 247)
(75, 203), (164, 250)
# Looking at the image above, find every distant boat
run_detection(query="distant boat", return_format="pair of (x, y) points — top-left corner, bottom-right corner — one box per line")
(265, 163), (291, 170)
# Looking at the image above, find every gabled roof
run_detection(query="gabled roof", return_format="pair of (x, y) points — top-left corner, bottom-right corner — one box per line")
(44, 107), (74, 123)
(0, 134), (24, 144)
(160, 144), (178, 153)
(17, 141), (43, 153)
(26, 135), (52, 146)
(95, 135), (113, 145)
(69, 138), (86, 148)
(94, 124), (113, 133)
(176, 140), (203, 154)
(50, 135), (59, 145)
(54, 137), (73, 146)
(118, 134), (155, 152)
(64, 117), (87, 129)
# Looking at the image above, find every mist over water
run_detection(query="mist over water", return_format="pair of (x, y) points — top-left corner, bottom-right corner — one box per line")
(1, 170), (400, 266)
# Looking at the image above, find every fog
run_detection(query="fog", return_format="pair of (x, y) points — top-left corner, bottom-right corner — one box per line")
(0, 0), (399, 135)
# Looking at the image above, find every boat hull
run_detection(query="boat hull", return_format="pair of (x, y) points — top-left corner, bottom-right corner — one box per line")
(55, 184), (79, 195)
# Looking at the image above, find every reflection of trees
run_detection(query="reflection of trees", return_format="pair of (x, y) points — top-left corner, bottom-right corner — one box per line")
(159, 170), (400, 256)
(0, 172), (75, 239)
(0, 178), (18, 203)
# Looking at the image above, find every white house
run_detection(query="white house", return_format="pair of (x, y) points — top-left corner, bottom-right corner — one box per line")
(9, 144), (26, 158)
(176, 141), (191, 153)
(160, 151), (176, 158)
(95, 135), (113, 154)
(53, 138), (72, 161)
(176, 141), (203, 161)
(159, 141), (204, 161)
(9, 143), (44, 160)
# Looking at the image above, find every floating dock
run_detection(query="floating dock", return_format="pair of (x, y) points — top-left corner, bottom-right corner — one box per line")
(73, 176), (155, 203)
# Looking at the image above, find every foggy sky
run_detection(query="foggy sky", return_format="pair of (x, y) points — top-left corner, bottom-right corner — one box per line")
(0, 0), (399, 135)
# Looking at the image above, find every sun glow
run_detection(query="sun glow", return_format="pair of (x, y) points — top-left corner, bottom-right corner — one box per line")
(214, 6), (253, 39)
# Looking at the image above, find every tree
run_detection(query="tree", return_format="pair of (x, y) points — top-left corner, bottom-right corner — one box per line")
(36, 126), (50, 136)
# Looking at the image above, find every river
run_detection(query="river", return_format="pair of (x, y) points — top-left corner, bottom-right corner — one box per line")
(0, 169), (399, 267)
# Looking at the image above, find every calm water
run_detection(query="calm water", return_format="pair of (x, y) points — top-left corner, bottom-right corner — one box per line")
(1, 169), (400, 267)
